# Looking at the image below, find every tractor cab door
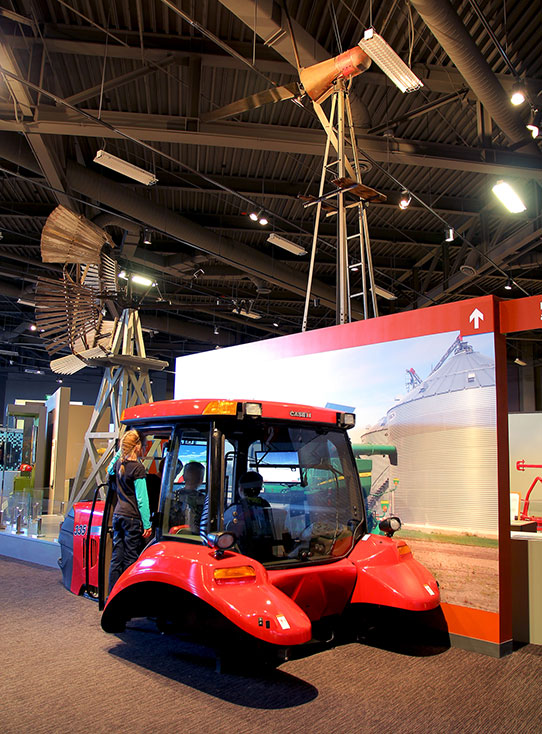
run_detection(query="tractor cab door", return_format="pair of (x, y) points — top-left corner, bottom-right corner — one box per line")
(98, 475), (116, 610)
(98, 428), (175, 610)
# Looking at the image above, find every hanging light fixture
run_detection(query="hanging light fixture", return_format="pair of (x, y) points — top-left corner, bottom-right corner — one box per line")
(510, 80), (526, 106)
(267, 233), (307, 256)
(398, 190), (411, 209)
(93, 150), (158, 185)
(504, 277), (513, 291)
(526, 107), (541, 138)
(492, 181), (526, 213)
(445, 228), (455, 242)
(358, 28), (424, 93)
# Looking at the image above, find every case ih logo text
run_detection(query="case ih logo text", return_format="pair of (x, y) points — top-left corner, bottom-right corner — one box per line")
(289, 410), (311, 418)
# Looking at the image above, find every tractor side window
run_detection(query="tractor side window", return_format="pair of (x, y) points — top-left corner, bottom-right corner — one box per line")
(161, 426), (209, 543)
(139, 431), (174, 520)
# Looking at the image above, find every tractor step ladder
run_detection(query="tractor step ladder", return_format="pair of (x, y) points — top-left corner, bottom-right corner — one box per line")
(302, 78), (379, 331)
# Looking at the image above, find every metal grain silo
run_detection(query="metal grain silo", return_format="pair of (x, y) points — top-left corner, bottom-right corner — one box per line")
(387, 339), (497, 535)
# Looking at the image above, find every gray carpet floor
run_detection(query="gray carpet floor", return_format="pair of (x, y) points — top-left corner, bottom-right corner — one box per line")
(1, 554), (541, 734)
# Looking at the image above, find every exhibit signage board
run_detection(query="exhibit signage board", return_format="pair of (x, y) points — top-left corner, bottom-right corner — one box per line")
(175, 294), (512, 655)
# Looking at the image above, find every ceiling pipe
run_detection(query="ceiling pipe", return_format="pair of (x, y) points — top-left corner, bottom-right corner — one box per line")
(410, 0), (540, 154)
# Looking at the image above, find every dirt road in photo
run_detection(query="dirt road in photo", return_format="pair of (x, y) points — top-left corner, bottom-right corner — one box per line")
(408, 539), (499, 613)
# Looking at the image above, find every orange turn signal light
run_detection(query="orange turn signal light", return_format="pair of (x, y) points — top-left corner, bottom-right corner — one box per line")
(213, 565), (256, 581)
(203, 400), (238, 415)
(397, 543), (411, 556)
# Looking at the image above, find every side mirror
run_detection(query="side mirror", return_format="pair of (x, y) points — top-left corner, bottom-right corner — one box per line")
(379, 515), (402, 537)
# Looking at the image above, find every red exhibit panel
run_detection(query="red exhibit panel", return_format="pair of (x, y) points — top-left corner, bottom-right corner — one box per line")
(173, 294), (512, 654)
(499, 295), (542, 334)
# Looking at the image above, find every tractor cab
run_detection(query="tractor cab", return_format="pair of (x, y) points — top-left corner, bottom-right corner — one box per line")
(69, 398), (439, 648)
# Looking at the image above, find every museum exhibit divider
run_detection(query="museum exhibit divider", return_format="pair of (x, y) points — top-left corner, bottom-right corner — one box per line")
(174, 294), (512, 656)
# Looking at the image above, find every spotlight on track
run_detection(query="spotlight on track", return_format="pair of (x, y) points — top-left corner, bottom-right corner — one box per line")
(398, 190), (411, 209)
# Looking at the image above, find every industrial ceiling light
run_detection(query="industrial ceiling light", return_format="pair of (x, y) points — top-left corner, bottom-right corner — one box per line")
(94, 149), (158, 186)
(258, 212), (269, 226)
(29, 323), (37, 331)
(514, 357), (527, 366)
(398, 190), (411, 209)
(249, 211), (259, 221)
(445, 228), (455, 242)
(510, 81), (526, 106)
(267, 233), (307, 256)
(504, 277), (513, 290)
(272, 319), (280, 328)
(17, 298), (35, 307)
(358, 28), (424, 93)
(213, 325), (219, 335)
(143, 228), (152, 245)
(492, 181), (527, 213)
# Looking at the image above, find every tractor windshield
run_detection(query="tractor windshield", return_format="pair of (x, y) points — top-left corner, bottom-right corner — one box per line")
(160, 417), (366, 566)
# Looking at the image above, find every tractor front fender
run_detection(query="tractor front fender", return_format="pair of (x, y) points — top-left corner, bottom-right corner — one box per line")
(349, 535), (440, 611)
(102, 541), (312, 645)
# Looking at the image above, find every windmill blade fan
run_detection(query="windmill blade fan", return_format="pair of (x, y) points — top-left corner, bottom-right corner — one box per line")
(49, 321), (117, 374)
(200, 81), (301, 122)
(35, 274), (102, 355)
(41, 205), (114, 264)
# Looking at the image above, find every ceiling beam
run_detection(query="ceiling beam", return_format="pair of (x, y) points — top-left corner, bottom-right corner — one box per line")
(64, 160), (357, 315)
(0, 33), (72, 208)
(4, 33), (541, 100)
(3, 106), (541, 179)
(65, 55), (177, 106)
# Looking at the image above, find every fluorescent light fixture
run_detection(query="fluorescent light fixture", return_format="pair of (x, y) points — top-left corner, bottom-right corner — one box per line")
(131, 274), (154, 287)
(398, 190), (411, 209)
(267, 233), (307, 256)
(358, 28), (424, 93)
(374, 285), (397, 300)
(232, 306), (261, 319)
(492, 181), (526, 213)
(94, 149), (158, 186)
(24, 368), (44, 375)
(514, 357), (527, 366)
(445, 228), (455, 242)
(17, 298), (35, 307)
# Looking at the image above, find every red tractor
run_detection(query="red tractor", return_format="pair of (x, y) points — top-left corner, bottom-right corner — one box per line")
(59, 398), (439, 653)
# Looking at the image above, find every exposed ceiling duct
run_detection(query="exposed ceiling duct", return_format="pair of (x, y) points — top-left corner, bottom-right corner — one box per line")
(410, 0), (540, 154)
